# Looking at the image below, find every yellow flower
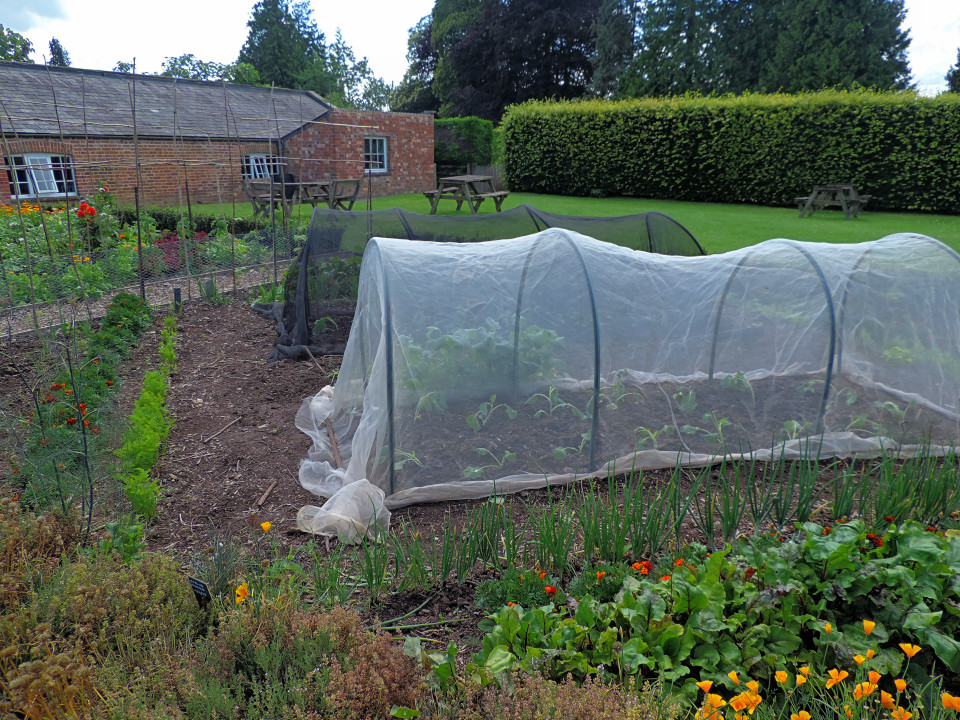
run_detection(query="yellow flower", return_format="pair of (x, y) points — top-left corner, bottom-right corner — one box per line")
(260, 521), (272, 533)
(795, 674), (807, 686)
(791, 712), (812, 720)
(775, 670), (788, 684)
(824, 622), (833, 634)
(844, 705), (852, 719)
(868, 670), (881, 685)
(799, 666), (811, 676)
(235, 582), (248, 604)
(899, 643), (921, 658)
(891, 707), (913, 720)
(697, 681), (714, 693)
(864, 620), (876, 635)
(881, 691), (896, 710)
(853, 682), (877, 700)
(728, 670), (740, 685)
(895, 678), (907, 693)
(826, 668), (849, 689)
(866, 649), (876, 659)
(853, 654), (865, 666)
(942, 693), (960, 712)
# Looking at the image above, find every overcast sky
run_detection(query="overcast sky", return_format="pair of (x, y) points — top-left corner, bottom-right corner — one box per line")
(4, 0), (958, 95)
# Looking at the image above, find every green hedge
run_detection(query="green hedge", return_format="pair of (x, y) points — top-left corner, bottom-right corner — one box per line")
(502, 90), (960, 213)
(116, 207), (262, 235)
(435, 116), (495, 167)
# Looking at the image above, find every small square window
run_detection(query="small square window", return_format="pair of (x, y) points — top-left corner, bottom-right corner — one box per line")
(364, 137), (388, 173)
(6, 154), (77, 198)
(242, 153), (281, 179)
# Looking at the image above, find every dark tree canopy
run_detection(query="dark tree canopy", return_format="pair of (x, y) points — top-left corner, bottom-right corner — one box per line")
(591, 0), (636, 97)
(430, 0), (603, 120)
(619, 0), (912, 97)
(238, 0), (325, 89)
(391, 15), (440, 113)
(0, 25), (33, 63)
(47, 37), (70, 67)
(947, 49), (960, 93)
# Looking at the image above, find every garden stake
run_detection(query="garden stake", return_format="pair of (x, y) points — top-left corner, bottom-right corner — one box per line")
(325, 418), (343, 468)
(256, 479), (279, 507)
(203, 416), (241, 443)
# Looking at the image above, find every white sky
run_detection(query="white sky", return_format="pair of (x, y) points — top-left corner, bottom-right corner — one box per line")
(3, 0), (958, 94)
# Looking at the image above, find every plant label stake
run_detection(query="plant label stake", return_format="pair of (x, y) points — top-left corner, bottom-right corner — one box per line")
(188, 576), (212, 608)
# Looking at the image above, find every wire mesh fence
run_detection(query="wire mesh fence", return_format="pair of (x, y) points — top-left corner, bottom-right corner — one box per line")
(0, 198), (303, 339)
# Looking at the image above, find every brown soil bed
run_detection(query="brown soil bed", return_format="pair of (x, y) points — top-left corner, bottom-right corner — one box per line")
(392, 375), (960, 491)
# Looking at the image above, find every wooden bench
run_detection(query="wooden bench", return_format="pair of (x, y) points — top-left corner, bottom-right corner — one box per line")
(473, 191), (510, 212)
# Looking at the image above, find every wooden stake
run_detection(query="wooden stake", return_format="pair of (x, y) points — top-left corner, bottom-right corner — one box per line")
(303, 345), (324, 371)
(325, 417), (343, 468)
(256, 479), (279, 507)
(203, 416), (241, 443)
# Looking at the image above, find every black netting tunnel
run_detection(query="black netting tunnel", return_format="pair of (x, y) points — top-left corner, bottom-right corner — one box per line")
(292, 230), (960, 538)
(261, 205), (703, 360)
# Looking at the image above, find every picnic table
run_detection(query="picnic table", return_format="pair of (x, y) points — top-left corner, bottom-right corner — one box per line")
(795, 183), (871, 219)
(243, 178), (362, 219)
(423, 175), (509, 215)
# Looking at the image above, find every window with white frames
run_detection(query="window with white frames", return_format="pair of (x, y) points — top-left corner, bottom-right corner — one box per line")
(242, 153), (281, 179)
(363, 137), (388, 173)
(6, 154), (77, 198)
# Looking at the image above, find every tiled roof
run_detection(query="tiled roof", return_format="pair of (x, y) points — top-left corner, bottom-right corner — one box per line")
(0, 61), (331, 141)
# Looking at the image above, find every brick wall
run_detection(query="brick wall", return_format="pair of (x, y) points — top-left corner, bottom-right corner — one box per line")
(284, 108), (435, 199)
(0, 135), (274, 207)
(1, 108), (435, 206)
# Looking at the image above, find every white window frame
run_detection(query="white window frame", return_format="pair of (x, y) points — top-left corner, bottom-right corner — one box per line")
(364, 137), (388, 174)
(242, 153), (281, 180)
(6, 153), (77, 198)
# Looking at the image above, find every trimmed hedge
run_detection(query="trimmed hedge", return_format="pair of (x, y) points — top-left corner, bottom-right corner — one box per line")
(116, 207), (263, 235)
(502, 90), (960, 213)
(435, 116), (495, 167)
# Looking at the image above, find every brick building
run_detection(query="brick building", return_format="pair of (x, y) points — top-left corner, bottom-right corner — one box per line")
(0, 61), (435, 207)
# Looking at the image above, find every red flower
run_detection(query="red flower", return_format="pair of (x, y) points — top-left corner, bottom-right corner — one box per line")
(823, 526), (831, 535)
(660, 574), (671, 581)
(85, 206), (96, 217)
(596, 571), (606, 581)
(926, 525), (937, 532)
(91, 426), (100, 434)
(884, 516), (895, 523)
(66, 418), (77, 425)
(544, 585), (557, 595)
(634, 560), (653, 575)
(83, 419), (89, 427)
(105, 381), (113, 386)
(674, 558), (684, 567)
(50, 383), (62, 391)
(539, 571), (547, 579)
(745, 567), (757, 581)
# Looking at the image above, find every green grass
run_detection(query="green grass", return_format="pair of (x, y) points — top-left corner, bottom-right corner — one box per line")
(193, 192), (960, 256)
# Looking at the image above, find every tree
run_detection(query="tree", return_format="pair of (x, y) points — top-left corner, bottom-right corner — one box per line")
(48, 37), (70, 66)
(761, 0), (912, 92)
(591, 0), (636, 97)
(391, 15), (440, 113)
(160, 54), (261, 84)
(619, 0), (912, 97)
(238, 0), (325, 89)
(946, 49), (960, 93)
(0, 24), (33, 62)
(620, 0), (719, 97)
(432, 0), (603, 120)
(113, 61), (134, 73)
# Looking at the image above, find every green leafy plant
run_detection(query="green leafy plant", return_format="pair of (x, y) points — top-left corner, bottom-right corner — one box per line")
(635, 424), (673, 450)
(674, 388), (698, 414)
(553, 430), (592, 460)
(99, 515), (145, 562)
(313, 315), (339, 335)
(463, 448), (517, 479)
(526, 386), (587, 420)
(414, 391), (448, 420)
(466, 394), (518, 431)
(719, 370), (756, 405)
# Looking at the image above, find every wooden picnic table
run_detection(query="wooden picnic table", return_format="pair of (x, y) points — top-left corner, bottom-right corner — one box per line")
(424, 174), (509, 215)
(795, 183), (871, 219)
(244, 178), (362, 219)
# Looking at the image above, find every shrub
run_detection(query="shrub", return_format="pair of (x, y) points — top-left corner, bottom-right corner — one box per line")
(436, 116), (495, 168)
(502, 91), (960, 213)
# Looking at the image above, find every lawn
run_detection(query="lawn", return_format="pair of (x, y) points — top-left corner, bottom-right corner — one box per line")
(194, 192), (960, 256)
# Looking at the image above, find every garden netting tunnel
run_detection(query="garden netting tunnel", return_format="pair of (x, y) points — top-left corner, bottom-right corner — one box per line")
(294, 230), (960, 538)
(264, 205), (703, 360)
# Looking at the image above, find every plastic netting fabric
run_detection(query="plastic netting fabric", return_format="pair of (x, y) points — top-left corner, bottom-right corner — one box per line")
(266, 205), (702, 360)
(294, 230), (960, 538)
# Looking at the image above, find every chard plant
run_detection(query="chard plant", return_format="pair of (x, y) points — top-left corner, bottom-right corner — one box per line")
(719, 370), (756, 405)
(463, 448), (517, 479)
(525, 386), (587, 420)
